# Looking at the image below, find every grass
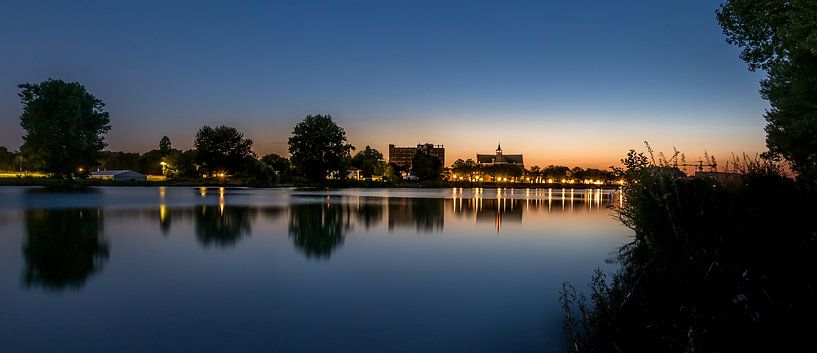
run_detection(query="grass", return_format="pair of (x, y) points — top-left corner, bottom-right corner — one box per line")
(561, 151), (817, 352)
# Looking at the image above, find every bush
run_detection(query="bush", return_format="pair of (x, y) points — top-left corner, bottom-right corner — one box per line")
(562, 149), (817, 353)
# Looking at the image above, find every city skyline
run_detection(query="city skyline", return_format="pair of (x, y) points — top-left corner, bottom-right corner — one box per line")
(0, 1), (767, 168)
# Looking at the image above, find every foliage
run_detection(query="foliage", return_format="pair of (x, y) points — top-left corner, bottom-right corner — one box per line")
(18, 79), (111, 178)
(159, 136), (172, 154)
(562, 147), (817, 353)
(351, 145), (385, 178)
(0, 146), (16, 170)
(718, 0), (817, 182)
(288, 114), (354, 182)
(194, 125), (256, 175)
(99, 151), (141, 171)
(261, 153), (291, 174)
(163, 149), (198, 178)
(411, 150), (443, 181)
(450, 158), (479, 177)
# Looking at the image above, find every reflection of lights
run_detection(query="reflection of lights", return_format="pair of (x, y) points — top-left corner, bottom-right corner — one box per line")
(199, 187), (207, 197)
(159, 186), (167, 222)
(219, 187), (225, 215)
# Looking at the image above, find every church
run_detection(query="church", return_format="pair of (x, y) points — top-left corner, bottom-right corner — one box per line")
(477, 143), (523, 167)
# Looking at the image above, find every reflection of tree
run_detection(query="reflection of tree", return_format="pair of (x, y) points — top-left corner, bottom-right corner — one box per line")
(195, 206), (255, 248)
(354, 200), (383, 230)
(411, 198), (444, 232)
(388, 198), (444, 233)
(23, 209), (108, 291)
(288, 203), (349, 259)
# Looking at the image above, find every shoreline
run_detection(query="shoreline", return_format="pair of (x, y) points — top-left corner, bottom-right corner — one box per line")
(0, 177), (619, 190)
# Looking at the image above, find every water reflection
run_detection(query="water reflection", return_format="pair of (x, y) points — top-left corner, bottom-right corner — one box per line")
(288, 202), (350, 259)
(195, 205), (256, 248)
(388, 198), (445, 233)
(22, 208), (109, 291)
(16, 187), (622, 290)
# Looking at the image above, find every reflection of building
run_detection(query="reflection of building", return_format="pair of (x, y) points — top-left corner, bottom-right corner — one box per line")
(388, 143), (445, 169)
(388, 198), (444, 232)
(476, 144), (523, 167)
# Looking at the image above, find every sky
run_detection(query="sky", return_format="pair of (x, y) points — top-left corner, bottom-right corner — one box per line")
(0, 0), (767, 169)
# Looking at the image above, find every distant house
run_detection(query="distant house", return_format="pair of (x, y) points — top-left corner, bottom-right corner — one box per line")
(347, 167), (362, 180)
(89, 170), (147, 181)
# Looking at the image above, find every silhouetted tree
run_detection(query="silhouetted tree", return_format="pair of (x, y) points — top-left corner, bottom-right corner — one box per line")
(18, 79), (111, 178)
(194, 125), (255, 175)
(261, 153), (292, 181)
(159, 136), (172, 155)
(718, 1), (817, 182)
(411, 151), (442, 181)
(450, 158), (479, 178)
(23, 208), (108, 291)
(351, 145), (385, 178)
(0, 146), (16, 170)
(288, 114), (354, 182)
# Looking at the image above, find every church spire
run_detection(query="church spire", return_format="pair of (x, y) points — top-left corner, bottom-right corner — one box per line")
(496, 142), (502, 154)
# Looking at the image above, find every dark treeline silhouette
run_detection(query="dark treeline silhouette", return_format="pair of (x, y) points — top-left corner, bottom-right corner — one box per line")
(5, 80), (616, 185)
(562, 4), (817, 352)
(562, 151), (817, 353)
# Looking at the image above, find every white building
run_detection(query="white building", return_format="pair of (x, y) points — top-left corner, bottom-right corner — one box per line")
(89, 170), (147, 181)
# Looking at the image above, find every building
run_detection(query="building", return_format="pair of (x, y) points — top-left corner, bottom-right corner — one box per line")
(89, 170), (147, 181)
(477, 143), (523, 167)
(388, 143), (445, 169)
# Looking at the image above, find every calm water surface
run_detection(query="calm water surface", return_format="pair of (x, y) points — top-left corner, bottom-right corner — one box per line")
(0, 187), (630, 353)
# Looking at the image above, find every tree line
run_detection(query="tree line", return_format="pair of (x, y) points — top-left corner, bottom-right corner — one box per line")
(3, 79), (404, 184)
(4, 79), (616, 185)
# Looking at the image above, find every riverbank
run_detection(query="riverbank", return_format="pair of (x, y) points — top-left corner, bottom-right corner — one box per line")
(0, 177), (619, 189)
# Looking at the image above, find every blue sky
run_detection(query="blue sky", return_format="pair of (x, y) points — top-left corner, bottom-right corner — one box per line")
(0, 0), (766, 167)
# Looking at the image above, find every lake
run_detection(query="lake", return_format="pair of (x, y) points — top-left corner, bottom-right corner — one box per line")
(0, 186), (631, 353)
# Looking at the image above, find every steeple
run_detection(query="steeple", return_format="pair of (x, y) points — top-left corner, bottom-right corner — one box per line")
(496, 142), (502, 155)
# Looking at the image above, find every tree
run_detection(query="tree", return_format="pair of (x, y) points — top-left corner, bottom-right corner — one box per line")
(0, 146), (16, 171)
(288, 114), (354, 182)
(351, 146), (385, 178)
(159, 136), (172, 155)
(261, 153), (292, 182)
(194, 125), (255, 175)
(450, 158), (479, 179)
(717, 1), (817, 182)
(18, 79), (111, 177)
(411, 150), (443, 181)
(99, 151), (141, 171)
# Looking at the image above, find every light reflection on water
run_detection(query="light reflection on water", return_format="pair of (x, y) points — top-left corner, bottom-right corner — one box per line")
(0, 186), (629, 353)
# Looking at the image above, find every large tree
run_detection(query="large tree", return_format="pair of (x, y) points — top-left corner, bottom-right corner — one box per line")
(717, 1), (817, 182)
(18, 79), (111, 177)
(288, 114), (354, 182)
(0, 146), (16, 171)
(350, 146), (385, 178)
(411, 151), (443, 181)
(194, 125), (255, 175)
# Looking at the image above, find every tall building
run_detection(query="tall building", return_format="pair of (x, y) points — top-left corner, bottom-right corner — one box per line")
(477, 143), (523, 167)
(388, 143), (445, 169)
